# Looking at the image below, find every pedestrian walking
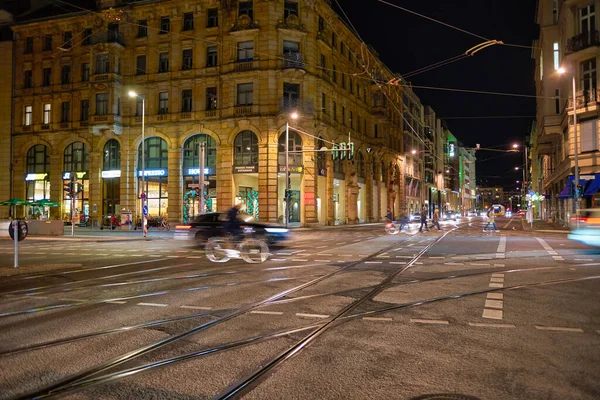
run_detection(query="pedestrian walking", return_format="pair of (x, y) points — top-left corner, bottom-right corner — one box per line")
(430, 208), (441, 230)
(483, 208), (498, 232)
(419, 206), (429, 232)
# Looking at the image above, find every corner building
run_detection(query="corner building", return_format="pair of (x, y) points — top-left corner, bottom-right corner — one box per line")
(7, 0), (414, 225)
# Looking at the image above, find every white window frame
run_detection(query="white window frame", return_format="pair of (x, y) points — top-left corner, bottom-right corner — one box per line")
(237, 83), (254, 106)
(43, 103), (51, 124)
(553, 42), (559, 70)
(24, 105), (33, 126)
(237, 41), (254, 61)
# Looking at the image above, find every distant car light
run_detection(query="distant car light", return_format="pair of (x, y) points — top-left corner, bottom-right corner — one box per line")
(265, 227), (289, 233)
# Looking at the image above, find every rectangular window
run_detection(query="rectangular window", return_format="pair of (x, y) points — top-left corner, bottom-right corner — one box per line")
(331, 32), (337, 49)
(136, 96), (143, 116)
(332, 65), (337, 83)
(158, 92), (169, 114)
(553, 42), (560, 70)
(81, 63), (90, 82)
(159, 52), (169, 73)
(80, 99), (89, 121)
(239, 1), (253, 19)
(206, 87), (217, 110)
(578, 5), (595, 35)
(23, 70), (32, 88)
(25, 37), (33, 53)
(552, 0), (558, 24)
(349, 111), (353, 129)
(43, 103), (51, 124)
(61, 65), (71, 84)
(207, 46), (218, 67)
(61, 101), (70, 122)
(237, 40), (254, 61)
(138, 20), (148, 37)
(107, 22), (119, 42)
(320, 53), (326, 70)
(160, 17), (171, 34)
(342, 106), (346, 126)
(182, 89), (193, 112)
(283, 82), (300, 109)
(582, 58), (597, 95)
(237, 83), (254, 106)
(341, 74), (346, 90)
(284, 1), (299, 19)
(82, 28), (92, 45)
(24, 105), (33, 126)
(349, 78), (353, 94)
(136, 55), (146, 75)
(318, 16), (324, 32)
(182, 49), (193, 70)
(581, 118), (598, 152)
(96, 54), (110, 74)
(321, 93), (327, 114)
(183, 12), (194, 31)
(207, 8), (218, 28)
(333, 101), (337, 121)
(63, 31), (72, 49)
(555, 88), (561, 114)
(42, 68), (52, 86)
(43, 35), (52, 51)
(283, 40), (300, 54)
(96, 93), (108, 116)
(340, 41), (345, 55)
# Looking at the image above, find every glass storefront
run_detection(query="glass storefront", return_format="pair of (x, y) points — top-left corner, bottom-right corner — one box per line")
(182, 134), (217, 220)
(233, 131), (259, 218)
(278, 131), (303, 224)
(25, 144), (51, 218)
(138, 137), (169, 217)
(102, 139), (121, 217)
(63, 142), (89, 222)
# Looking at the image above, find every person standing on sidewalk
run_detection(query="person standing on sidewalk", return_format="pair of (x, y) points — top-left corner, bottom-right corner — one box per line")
(419, 205), (429, 232)
(483, 208), (498, 232)
(430, 208), (441, 230)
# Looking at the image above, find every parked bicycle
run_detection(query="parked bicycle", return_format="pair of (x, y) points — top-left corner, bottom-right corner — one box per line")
(157, 216), (170, 231)
(205, 231), (269, 263)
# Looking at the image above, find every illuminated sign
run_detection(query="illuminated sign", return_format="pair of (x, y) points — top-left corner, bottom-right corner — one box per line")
(449, 144), (455, 157)
(102, 170), (121, 178)
(186, 168), (210, 176)
(25, 173), (48, 181)
(138, 169), (168, 177)
(279, 166), (304, 173)
(233, 165), (257, 174)
(63, 171), (88, 180)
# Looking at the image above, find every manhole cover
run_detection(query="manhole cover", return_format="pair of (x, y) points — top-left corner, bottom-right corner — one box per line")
(411, 395), (480, 400)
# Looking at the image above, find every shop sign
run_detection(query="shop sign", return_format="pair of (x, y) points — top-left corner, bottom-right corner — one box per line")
(279, 165), (304, 173)
(102, 170), (121, 178)
(63, 171), (87, 180)
(138, 169), (168, 177)
(25, 173), (48, 181)
(233, 165), (257, 174)
(186, 167), (210, 176)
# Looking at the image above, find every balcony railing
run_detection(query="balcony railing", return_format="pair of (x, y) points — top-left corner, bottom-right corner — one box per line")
(567, 88), (600, 108)
(89, 32), (126, 47)
(567, 30), (600, 53)
(204, 109), (218, 118)
(234, 105), (253, 116)
(283, 52), (305, 70)
(279, 98), (314, 116)
(180, 112), (192, 120)
(234, 60), (255, 71)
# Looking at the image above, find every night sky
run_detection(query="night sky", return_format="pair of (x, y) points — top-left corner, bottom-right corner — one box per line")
(341, 0), (538, 189)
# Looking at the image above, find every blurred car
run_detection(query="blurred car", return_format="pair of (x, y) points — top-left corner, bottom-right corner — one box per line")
(568, 208), (600, 247)
(175, 212), (290, 244)
(409, 213), (421, 223)
(517, 210), (526, 217)
(505, 210), (513, 218)
(443, 211), (457, 221)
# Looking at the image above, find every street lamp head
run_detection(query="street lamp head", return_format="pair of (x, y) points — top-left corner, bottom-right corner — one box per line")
(128, 90), (138, 98)
(515, 167), (519, 170)
(411, 149), (417, 155)
(557, 67), (566, 75)
(512, 143), (519, 149)
(290, 112), (299, 120)
(445, 169), (450, 173)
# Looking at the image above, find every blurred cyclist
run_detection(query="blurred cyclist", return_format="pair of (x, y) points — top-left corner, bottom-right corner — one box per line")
(224, 203), (243, 241)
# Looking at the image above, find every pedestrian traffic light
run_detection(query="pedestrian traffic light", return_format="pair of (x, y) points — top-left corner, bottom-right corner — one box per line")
(347, 142), (355, 160)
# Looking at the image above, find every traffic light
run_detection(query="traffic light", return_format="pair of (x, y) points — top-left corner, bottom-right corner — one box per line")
(284, 189), (292, 202)
(332, 144), (339, 160)
(339, 142), (347, 160)
(63, 182), (73, 197)
(576, 184), (584, 198)
(347, 142), (355, 160)
(76, 182), (84, 194)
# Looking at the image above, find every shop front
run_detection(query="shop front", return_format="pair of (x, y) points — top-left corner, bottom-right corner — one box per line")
(333, 157), (345, 224)
(181, 134), (217, 221)
(25, 144), (51, 219)
(138, 137), (168, 218)
(233, 131), (259, 219)
(62, 141), (89, 222)
(278, 131), (303, 225)
(102, 139), (120, 217)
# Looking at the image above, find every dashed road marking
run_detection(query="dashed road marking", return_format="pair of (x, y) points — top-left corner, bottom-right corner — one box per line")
(535, 326), (584, 333)
(365, 261), (383, 264)
(314, 260), (332, 263)
(485, 300), (503, 309)
(137, 302), (168, 307)
(390, 261), (406, 265)
(296, 313), (329, 319)
(469, 322), (515, 328)
(363, 317), (393, 322)
(487, 293), (504, 300)
(482, 309), (503, 319)
(180, 305), (212, 310)
(291, 259), (308, 262)
(410, 319), (449, 325)
(105, 300), (127, 304)
(62, 298), (87, 302)
(251, 310), (284, 315)
(574, 258), (593, 261)
(489, 283), (504, 288)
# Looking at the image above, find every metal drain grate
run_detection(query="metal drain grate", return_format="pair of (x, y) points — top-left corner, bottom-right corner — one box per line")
(411, 394), (481, 400)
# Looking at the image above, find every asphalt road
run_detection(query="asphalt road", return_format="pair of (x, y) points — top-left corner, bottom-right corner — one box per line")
(0, 217), (598, 400)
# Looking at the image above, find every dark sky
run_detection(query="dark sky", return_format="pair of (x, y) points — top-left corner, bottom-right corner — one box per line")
(341, 0), (538, 189)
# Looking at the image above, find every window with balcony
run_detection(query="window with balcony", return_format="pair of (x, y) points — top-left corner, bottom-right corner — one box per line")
(206, 87), (217, 110)
(182, 89), (192, 112)
(284, 1), (299, 19)
(207, 8), (218, 28)
(43, 103), (51, 124)
(158, 52), (169, 73)
(42, 68), (52, 87)
(182, 49), (193, 70)
(138, 20), (148, 37)
(582, 58), (597, 98)
(61, 65), (71, 84)
(43, 35), (52, 51)
(183, 12), (194, 31)
(237, 83), (254, 106)
(63, 31), (72, 49)
(61, 101), (70, 122)
(283, 40), (301, 68)
(95, 54), (110, 74)
(207, 46), (217, 67)
(82, 28), (92, 45)
(160, 17), (170, 34)
(24, 105), (32, 126)
(81, 100), (89, 121)
(25, 37), (33, 54)
(237, 41), (254, 61)
(158, 92), (169, 114)
(283, 82), (299, 110)
(107, 22), (119, 42)
(579, 5), (595, 35)
(23, 70), (32, 88)
(239, 1), (253, 19)
(96, 93), (108, 115)
(136, 55), (146, 75)
(81, 63), (90, 82)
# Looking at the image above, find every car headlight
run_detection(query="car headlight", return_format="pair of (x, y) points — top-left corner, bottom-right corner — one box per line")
(265, 227), (289, 233)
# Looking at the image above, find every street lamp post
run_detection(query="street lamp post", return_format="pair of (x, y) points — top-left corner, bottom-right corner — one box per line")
(284, 112), (298, 228)
(128, 91), (146, 238)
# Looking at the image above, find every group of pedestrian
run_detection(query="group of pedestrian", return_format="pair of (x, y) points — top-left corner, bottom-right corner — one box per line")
(418, 206), (440, 232)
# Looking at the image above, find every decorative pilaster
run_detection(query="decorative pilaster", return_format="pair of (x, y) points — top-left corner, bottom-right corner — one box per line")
(326, 156), (335, 225)
(167, 148), (182, 221)
(258, 142), (278, 223)
(217, 144), (234, 212)
(302, 141), (318, 226)
(365, 160), (374, 222)
(89, 150), (102, 221)
(119, 149), (137, 218)
(345, 160), (359, 224)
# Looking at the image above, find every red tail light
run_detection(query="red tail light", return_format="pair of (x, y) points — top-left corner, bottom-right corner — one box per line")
(386, 222), (393, 228)
(570, 217), (588, 224)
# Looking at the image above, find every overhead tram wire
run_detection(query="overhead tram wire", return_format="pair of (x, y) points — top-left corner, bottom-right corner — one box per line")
(402, 53), (470, 79)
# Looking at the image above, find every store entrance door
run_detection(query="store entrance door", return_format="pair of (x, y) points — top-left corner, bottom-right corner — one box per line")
(290, 190), (300, 223)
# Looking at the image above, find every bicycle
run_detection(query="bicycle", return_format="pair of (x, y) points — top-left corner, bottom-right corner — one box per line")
(205, 234), (270, 263)
(157, 216), (170, 231)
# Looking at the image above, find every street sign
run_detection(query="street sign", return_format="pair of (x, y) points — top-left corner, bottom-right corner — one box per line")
(9, 220), (28, 242)
(140, 192), (147, 199)
(142, 205), (148, 216)
(579, 174), (595, 180)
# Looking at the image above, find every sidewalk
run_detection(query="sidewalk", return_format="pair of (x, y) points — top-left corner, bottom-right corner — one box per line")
(522, 219), (570, 233)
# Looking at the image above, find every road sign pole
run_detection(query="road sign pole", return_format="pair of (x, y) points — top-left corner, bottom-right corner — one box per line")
(71, 171), (75, 238)
(13, 220), (18, 268)
(199, 142), (205, 215)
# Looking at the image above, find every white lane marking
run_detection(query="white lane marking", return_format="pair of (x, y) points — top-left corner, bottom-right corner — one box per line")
(574, 258), (593, 261)
(314, 260), (332, 263)
(363, 317), (393, 322)
(390, 261), (406, 265)
(482, 309), (503, 319)
(376, 255), (390, 258)
(429, 256), (445, 259)
(316, 246), (328, 249)
(569, 268), (576, 271)
(137, 302), (168, 307)
(296, 313), (329, 319)
(365, 261), (383, 264)
(490, 277), (504, 283)
(491, 273), (504, 278)
(552, 256), (564, 260)
(485, 300), (503, 309)
(469, 322), (515, 328)
(166, 256), (179, 258)
(535, 326), (584, 332)
(410, 319), (449, 325)
(186, 256), (204, 259)
(445, 262), (464, 265)
(489, 283), (504, 288)
(487, 293), (504, 300)
(493, 264), (505, 267)
(105, 300), (127, 304)
(269, 259), (286, 262)
(250, 310), (284, 315)
(291, 259), (308, 262)
(180, 305), (212, 310)
(471, 263), (489, 266)
(318, 253), (332, 256)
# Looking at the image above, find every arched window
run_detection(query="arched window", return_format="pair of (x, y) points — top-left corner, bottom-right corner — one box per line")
(182, 134), (216, 171)
(278, 131), (302, 166)
(27, 144), (49, 174)
(234, 130), (258, 166)
(316, 136), (326, 176)
(139, 137), (168, 169)
(103, 139), (120, 170)
(356, 151), (364, 178)
(64, 141), (89, 172)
